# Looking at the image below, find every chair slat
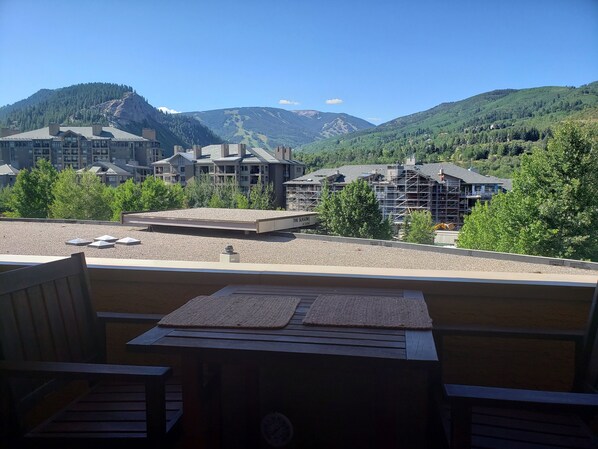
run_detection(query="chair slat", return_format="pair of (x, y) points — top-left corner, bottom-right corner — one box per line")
(0, 253), (182, 446)
(0, 293), (24, 360)
(66, 275), (99, 361)
(54, 276), (85, 361)
(11, 289), (41, 361)
(28, 283), (57, 362)
(41, 282), (71, 362)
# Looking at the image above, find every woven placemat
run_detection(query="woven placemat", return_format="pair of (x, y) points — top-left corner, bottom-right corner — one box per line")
(158, 294), (301, 329)
(303, 294), (432, 329)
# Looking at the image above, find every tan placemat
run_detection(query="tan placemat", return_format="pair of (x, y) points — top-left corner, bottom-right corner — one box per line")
(303, 294), (432, 329)
(158, 294), (301, 329)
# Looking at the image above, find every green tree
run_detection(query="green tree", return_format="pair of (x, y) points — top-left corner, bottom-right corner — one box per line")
(456, 200), (499, 250)
(234, 192), (249, 209)
(316, 179), (392, 240)
(249, 182), (275, 210)
(316, 181), (336, 234)
(207, 193), (226, 208)
(9, 159), (58, 218)
(140, 176), (185, 211)
(402, 210), (435, 244)
(50, 169), (112, 220)
(111, 179), (143, 221)
(0, 186), (13, 214)
(185, 175), (216, 208)
(458, 123), (598, 260)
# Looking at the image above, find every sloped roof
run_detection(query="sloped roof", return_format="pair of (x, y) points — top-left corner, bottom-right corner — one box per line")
(286, 164), (388, 185)
(417, 162), (504, 185)
(79, 161), (132, 176)
(287, 162), (510, 187)
(154, 144), (303, 166)
(153, 151), (196, 165)
(0, 163), (19, 176)
(0, 126), (147, 141)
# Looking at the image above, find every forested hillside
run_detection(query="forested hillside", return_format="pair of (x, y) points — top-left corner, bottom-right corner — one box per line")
(298, 82), (598, 177)
(0, 83), (221, 154)
(184, 107), (374, 150)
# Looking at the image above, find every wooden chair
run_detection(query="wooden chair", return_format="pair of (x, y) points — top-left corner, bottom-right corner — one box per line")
(0, 253), (183, 448)
(434, 283), (598, 449)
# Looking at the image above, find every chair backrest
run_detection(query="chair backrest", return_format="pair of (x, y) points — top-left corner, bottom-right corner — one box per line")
(579, 282), (598, 393)
(0, 253), (100, 419)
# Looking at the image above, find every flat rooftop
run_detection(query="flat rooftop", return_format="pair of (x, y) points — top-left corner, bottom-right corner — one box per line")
(121, 208), (318, 233)
(1, 220), (595, 275)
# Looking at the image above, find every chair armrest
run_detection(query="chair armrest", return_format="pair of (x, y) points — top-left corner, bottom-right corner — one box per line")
(0, 360), (171, 383)
(433, 324), (585, 342)
(96, 311), (164, 324)
(445, 383), (598, 413)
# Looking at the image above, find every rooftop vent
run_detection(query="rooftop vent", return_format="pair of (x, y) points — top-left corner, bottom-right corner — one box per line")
(88, 240), (115, 249)
(116, 237), (141, 245)
(94, 235), (118, 242)
(92, 124), (103, 136)
(65, 238), (92, 246)
(220, 245), (240, 263)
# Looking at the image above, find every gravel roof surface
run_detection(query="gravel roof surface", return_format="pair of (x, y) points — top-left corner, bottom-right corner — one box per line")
(0, 221), (595, 275)
(124, 208), (317, 222)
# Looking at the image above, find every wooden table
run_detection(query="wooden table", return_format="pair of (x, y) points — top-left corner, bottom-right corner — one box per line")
(128, 284), (438, 449)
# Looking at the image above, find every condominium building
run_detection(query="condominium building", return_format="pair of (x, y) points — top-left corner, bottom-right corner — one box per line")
(0, 125), (162, 179)
(0, 163), (19, 187)
(285, 162), (510, 227)
(153, 144), (305, 208)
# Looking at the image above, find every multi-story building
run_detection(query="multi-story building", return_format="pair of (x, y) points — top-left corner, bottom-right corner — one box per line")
(0, 162), (19, 187)
(0, 125), (162, 179)
(285, 162), (510, 227)
(153, 144), (305, 208)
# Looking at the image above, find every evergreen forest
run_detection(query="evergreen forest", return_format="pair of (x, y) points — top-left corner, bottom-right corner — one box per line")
(297, 82), (598, 177)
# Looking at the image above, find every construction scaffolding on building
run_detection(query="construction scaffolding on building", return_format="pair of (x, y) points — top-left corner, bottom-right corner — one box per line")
(430, 171), (462, 225)
(376, 165), (435, 225)
(286, 183), (322, 211)
(284, 162), (509, 228)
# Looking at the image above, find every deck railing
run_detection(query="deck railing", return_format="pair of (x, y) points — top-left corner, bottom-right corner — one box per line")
(1, 255), (596, 391)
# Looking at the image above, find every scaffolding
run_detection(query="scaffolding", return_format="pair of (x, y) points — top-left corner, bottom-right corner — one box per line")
(286, 184), (322, 211)
(431, 176), (461, 225)
(375, 165), (434, 225)
(287, 164), (489, 228)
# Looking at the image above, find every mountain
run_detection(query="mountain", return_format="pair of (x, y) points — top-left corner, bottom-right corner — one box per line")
(298, 82), (598, 177)
(183, 107), (374, 149)
(0, 83), (222, 155)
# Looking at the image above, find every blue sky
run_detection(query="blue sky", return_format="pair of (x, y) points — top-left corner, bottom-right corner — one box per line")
(0, 0), (596, 123)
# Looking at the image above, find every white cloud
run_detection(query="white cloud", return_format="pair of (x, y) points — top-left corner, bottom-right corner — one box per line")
(157, 106), (181, 114)
(325, 98), (343, 105)
(366, 117), (382, 123)
(279, 99), (299, 105)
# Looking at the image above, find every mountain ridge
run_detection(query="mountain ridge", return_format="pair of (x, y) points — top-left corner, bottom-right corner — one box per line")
(298, 82), (598, 177)
(0, 83), (222, 155)
(183, 106), (374, 150)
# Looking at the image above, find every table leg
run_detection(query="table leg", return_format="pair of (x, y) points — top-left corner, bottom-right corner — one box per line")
(375, 367), (429, 449)
(181, 355), (208, 449)
(245, 364), (260, 449)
